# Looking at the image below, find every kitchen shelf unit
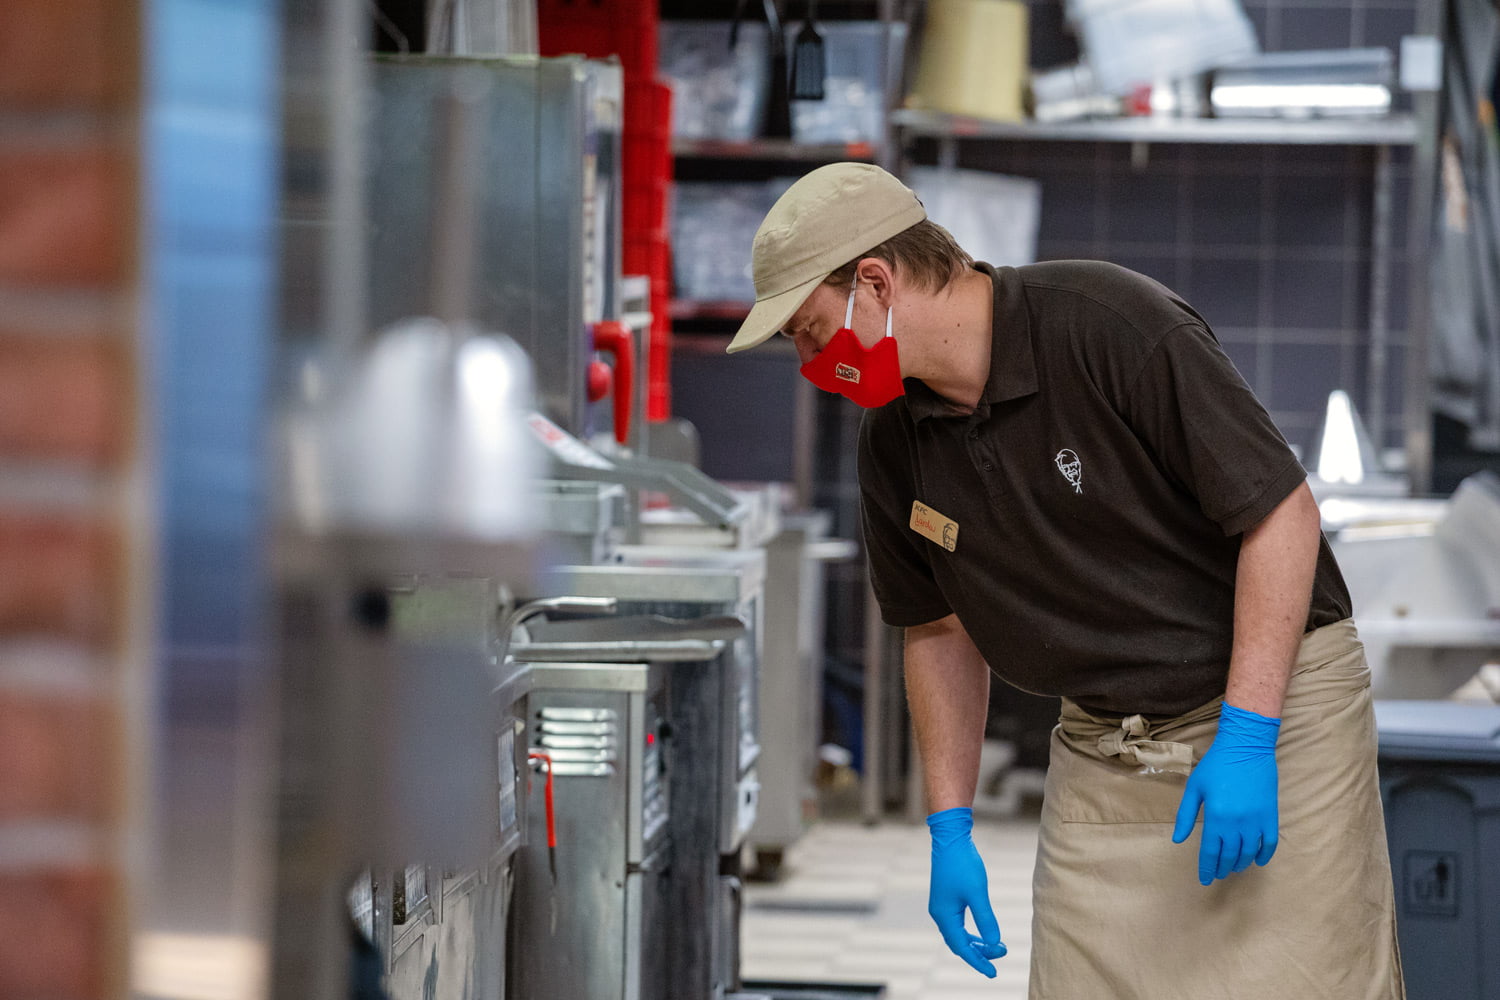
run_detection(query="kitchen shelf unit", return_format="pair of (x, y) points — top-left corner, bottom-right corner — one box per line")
(669, 133), (888, 318)
(668, 131), (892, 323)
(669, 299), (753, 321)
(891, 109), (1420, 146)
(672, 137), (880, 162)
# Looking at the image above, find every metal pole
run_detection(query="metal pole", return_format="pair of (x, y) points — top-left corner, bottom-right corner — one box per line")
(791, 377), (817, 510)
(1367, 142), (1394, 451)
(1404, 0), (1444, 494)
(938, 135), (958, 171)
(428, 81), (483, 329)
(861, 579), (886, 824)
(327, 0), (368, 358)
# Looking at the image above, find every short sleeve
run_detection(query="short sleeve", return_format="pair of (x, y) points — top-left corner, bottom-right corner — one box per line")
(857, 409), (953, 627)
(1124, 323), (1307, 536)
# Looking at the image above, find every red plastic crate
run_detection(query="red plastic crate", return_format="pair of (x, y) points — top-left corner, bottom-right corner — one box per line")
(648, 379), (671, 422)
(537, 0), (674, 418)
(537, 0), (658, 77)
(623, 236), (670, 283)
(648, 287), (672, 421)
(624, 79), (672, 139)
(621, 257), (674, 422)
(623, 80), (673, 195)
(623, 130), (670, 173)
(537, 0), (657, 26)
(624, 134), (671, 193)
(623, 178), (669, 235)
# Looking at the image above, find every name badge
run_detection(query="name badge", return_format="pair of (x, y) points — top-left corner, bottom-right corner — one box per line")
(910, 501), (959, 552)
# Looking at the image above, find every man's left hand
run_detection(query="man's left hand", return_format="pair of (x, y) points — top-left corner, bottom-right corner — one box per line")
(1171, 702), (1281, 885)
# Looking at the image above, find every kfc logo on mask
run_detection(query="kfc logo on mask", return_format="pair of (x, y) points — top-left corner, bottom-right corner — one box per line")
(835, 362), (861, 384)
(1055, 448), (1083, 494)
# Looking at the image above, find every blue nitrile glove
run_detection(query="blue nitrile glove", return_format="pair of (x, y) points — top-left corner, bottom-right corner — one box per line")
(1171, 702), (1281, 886)
(927, 807), (1007, 977)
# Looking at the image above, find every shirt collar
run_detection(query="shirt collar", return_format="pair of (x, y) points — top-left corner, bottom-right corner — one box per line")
(903, 262), (1038, 422)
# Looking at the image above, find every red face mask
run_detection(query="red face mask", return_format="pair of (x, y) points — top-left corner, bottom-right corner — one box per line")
(798, 279), (905, 408)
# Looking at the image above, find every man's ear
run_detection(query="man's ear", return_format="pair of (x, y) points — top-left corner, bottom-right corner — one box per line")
(855, 257), (897, 306)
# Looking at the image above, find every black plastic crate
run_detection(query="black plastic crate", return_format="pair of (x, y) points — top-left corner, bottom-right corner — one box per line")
(1376, 701), (1500, 1000)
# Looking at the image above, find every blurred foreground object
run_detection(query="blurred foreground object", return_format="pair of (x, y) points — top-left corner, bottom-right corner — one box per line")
(281, 319), (538, 572)
(267, 60), (543, 1000)
(1064, 0), (1258, 99)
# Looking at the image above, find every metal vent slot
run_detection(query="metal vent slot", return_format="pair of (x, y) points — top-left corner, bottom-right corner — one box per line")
(536, 707), (619, 775)
(540, 745), (617, 763)
(539, 707), (616, 723)
(537, 733), (619, 751)
(538, 720), (617, 736)
(550, 762), (614, 777)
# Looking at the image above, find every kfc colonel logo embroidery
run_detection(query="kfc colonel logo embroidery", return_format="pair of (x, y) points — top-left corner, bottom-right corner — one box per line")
(1054, 448), (1083, 494)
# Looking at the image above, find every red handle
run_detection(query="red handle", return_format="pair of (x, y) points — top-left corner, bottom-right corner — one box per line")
(586, 360), (612, 403)
(591, 320), (634, 445)
(528, 752), (556, 849)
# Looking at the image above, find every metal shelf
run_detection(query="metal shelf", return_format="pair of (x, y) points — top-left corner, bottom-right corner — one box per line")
(891, 108), (1419, 146)
(671, 138), (880, 161)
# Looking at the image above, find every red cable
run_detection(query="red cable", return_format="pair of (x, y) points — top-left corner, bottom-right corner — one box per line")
(528, 752), (557, 849)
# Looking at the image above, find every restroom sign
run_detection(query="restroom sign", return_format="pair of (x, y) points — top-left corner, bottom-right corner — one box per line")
(1403, 851), (1459, 917)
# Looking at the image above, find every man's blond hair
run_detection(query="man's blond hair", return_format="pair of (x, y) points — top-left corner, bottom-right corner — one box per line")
(824, 219), (974, 292)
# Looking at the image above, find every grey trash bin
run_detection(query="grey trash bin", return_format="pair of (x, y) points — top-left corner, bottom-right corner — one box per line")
(1375, 700), (1500, 1000)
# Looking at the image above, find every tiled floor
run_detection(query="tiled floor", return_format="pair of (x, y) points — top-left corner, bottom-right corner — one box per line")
(741, 816), (1041, 1000)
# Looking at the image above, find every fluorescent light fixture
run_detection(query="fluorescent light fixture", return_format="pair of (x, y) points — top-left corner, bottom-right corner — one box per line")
(1210, 83), (1391, 113)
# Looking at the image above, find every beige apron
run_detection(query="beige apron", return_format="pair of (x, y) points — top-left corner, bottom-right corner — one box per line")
(1028, 619), (1406, 1000)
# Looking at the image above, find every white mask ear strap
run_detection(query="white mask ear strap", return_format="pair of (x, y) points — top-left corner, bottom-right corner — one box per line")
(844, 275), (858, 328)
(885, 306), (893, 340)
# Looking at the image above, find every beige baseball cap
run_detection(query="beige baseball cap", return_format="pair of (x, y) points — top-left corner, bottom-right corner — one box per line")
(725, 162), (927, 354)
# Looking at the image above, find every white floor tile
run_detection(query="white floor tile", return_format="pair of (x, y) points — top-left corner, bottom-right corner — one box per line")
(741, 817), (1038, 1000)
(854, 928), (942, 952)
(740, 957), (837, 980)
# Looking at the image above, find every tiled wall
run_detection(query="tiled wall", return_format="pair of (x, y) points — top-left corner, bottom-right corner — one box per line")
(923, 138), (1414, 456)
(0, 0), (140, 996)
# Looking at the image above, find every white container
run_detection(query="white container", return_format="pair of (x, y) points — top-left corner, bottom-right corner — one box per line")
(788, 21), (907, 144)
(670, 181), (785, 302)
(907, 167), (1041, 269)
(1066, 0), (1259, 97)
(660, 21), (769, 141)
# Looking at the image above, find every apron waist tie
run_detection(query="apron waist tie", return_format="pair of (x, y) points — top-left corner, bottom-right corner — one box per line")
(1095, 713), (1199, 776)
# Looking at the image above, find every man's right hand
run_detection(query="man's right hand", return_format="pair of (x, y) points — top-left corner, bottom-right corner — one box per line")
(927, 807), (1007, 977)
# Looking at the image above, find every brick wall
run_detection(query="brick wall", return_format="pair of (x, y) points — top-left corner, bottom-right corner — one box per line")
(0, 1), (141, 997)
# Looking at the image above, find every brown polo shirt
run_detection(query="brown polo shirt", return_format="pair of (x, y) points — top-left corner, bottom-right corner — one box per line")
(858, 261), (1352, 717)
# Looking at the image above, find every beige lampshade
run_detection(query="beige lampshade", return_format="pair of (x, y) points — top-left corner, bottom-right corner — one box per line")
(908, 0), (1030, 122)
